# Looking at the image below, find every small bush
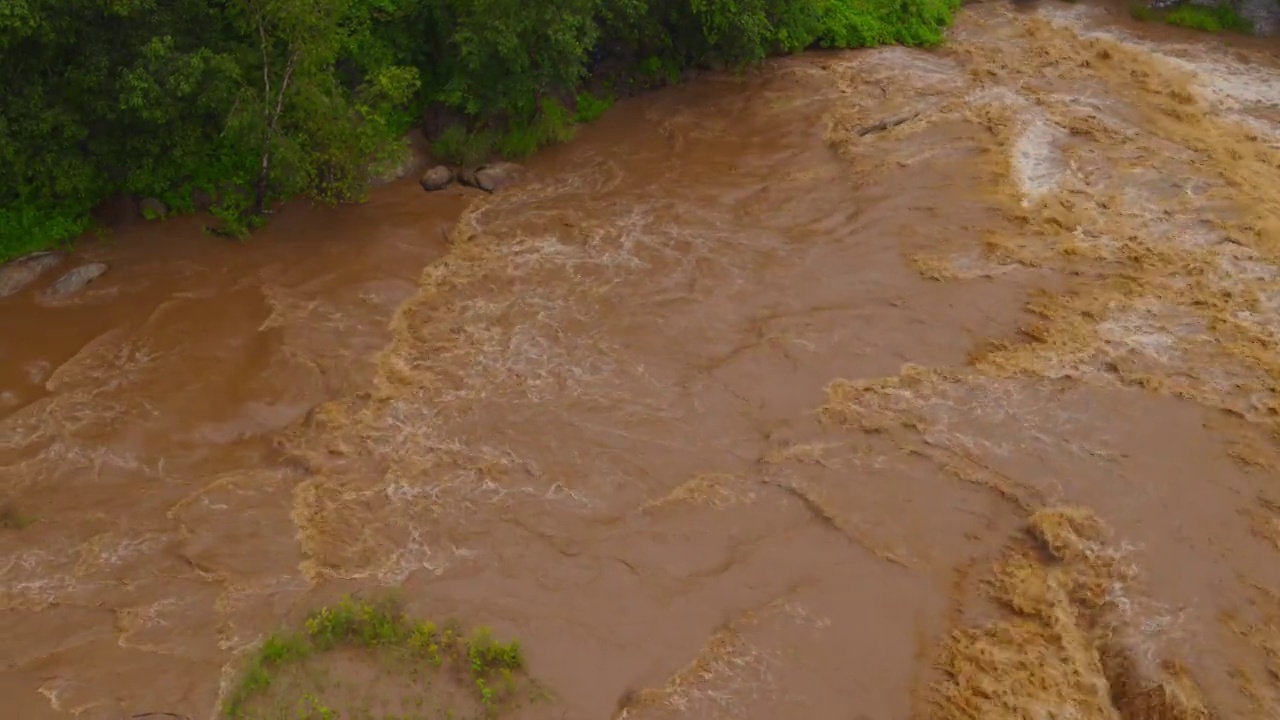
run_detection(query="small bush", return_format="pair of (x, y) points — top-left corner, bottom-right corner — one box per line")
(1130, 2), (1253, 32)
(536, 99), (577, 145)
(1165, 3), (1253, 32)
(225, 595), (531, 719)
(431, 125), (499, 165)
(0, 207), (88, 264)
(575, 91), (615, 123)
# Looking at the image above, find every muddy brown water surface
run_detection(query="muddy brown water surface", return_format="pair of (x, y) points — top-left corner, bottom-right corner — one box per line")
(7, 3), (1280, 719)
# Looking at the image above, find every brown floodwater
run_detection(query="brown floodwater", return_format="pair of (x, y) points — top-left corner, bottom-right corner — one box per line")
(5, 2), (1280, 719)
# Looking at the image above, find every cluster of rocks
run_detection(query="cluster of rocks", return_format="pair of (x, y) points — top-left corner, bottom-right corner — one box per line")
(419, 162), (525, 194)
(0, 251), (108, 301)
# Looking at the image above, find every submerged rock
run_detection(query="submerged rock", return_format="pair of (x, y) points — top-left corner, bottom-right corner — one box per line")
(458, 162), (525, 193)
(44, 263), (109, 300)
(0, 252), (64, 298)
(420, 165), (455, 192)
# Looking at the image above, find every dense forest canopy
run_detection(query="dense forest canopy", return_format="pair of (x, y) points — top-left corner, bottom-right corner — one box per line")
(0, 0), (959, 260)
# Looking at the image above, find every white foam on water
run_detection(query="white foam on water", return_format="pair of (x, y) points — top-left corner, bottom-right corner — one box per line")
(967, 86), (1069, 204)
(1054, 4), (1280, 143)
(1012, 115), (1068, 204)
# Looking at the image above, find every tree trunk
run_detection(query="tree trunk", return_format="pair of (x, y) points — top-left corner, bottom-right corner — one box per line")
(251, 5), (297, 217)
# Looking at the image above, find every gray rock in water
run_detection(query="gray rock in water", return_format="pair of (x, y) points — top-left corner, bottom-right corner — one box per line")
(420, 165), (455, 192)
(44, 263), (109, 300)
(140, 197), (167, 219)
(459, 162), (525, 193)
(0, 251), (64, 298)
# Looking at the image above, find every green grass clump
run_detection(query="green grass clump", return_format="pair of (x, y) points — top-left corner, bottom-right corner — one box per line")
(223, 594), (532, 719)
(0, 207), (88, 264)
(1130, 2), (1253, 32)
(1166, 3), (1252, 32)
(813, 0), (961, 49)
(574, 91), (615, 124)
(433, 99), (580, 164)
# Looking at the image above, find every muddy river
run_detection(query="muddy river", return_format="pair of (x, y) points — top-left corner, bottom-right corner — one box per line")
(6, 2), (1280, 718)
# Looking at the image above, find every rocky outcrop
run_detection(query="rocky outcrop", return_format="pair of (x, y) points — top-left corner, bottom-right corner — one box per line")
(420, 165), (455, 191)
(458, 162), (526, 193)
(43, 263), (108, 300)
(0, 252), (64, 298)
(1239, 0), (1279, 33)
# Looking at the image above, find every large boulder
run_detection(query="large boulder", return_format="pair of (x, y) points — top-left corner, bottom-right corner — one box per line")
(458, 162), (526, 193)
(420, 165), (455, 192)
(43, 263), (108, 300)
(0, 252), (64, 298)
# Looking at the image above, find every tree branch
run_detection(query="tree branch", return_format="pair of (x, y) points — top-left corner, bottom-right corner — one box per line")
(255, 0), (271, 109)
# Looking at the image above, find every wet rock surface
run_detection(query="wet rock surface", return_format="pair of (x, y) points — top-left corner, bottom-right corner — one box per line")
(458, 162), (525, 193)
(0, 252), (64, 298)
(43, 262), (109, 300)
(420, 165), (455, 192)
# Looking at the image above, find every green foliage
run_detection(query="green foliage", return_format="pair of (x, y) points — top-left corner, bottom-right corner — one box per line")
(431, 125), (498, 165)
(575, 91), (615, 123)
(303, 594), (408, 649)
(224, 595), (529, 719)
(0, 207), (87, 263)
(813, 0), (961, 48)
(2, 0), (960, 261)
(1165, 2), (1253, 32)
(223, 632), (311, 716)
(1129, 2), (1253, 32)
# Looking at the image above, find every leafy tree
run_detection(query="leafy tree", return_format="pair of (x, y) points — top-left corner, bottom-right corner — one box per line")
(0, 0), (959, 261)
